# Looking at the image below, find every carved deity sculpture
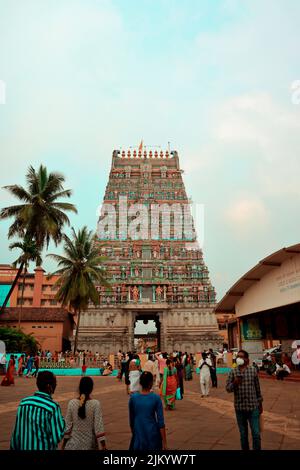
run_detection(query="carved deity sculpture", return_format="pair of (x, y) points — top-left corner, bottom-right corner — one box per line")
(156, 286), (163, 301)
(132, 286), (139, 302)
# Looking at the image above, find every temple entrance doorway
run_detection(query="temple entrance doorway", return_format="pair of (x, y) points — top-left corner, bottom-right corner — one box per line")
(134, 313), (161, 353)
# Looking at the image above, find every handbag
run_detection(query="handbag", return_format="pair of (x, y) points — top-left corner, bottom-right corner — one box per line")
(176, 387), (182, 400)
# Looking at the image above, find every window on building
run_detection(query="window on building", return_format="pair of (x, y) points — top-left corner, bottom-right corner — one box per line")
(142, 247), (151, 259)
(50, 300), (57, 305)
(143, 268), (152, 279)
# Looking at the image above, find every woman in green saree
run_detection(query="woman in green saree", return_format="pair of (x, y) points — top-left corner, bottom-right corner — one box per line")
(161, 359), (178, 410)
(184, 356), (193, 381)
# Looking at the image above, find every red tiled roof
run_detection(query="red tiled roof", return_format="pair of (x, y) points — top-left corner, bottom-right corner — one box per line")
(0, 307), (74, 324)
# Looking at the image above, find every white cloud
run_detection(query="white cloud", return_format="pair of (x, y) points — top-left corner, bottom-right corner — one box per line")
(224, 197), (269, 239)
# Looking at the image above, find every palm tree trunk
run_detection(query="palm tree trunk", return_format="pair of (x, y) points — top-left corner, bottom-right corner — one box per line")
(19, 266), (27, 330)
(0, 262), (24, 314)
(73, 308), (81, 355)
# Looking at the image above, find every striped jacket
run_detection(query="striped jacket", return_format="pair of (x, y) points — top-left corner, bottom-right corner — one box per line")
(10, 391), (65, 450)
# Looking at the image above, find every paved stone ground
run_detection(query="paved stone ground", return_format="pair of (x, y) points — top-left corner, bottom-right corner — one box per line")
(0, 375), (299, 450)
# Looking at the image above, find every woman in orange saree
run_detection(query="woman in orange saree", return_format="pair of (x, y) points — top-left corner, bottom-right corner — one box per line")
(1, 355), (15, 386)
(161, 359), (178, 410)
(17, 355), (24, 377)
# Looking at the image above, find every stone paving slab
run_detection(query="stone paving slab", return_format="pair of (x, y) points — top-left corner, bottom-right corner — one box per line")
(0, 375), (299, 450)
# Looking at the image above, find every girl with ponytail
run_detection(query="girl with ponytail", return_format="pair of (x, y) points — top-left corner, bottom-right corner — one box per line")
(63, 377), (107, 450)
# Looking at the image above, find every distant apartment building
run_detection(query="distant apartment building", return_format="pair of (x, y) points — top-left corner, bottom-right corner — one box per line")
(0, 264), (74, 352)
(0, 264), (61, 308)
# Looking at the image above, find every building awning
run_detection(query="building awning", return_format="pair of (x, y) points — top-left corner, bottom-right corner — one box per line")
(215, 243), (300, 314)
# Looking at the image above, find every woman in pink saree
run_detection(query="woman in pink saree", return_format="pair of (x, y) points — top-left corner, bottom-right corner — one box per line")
(1, 355), (15, 386)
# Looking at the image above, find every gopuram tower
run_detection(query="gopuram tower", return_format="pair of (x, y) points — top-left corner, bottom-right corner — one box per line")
(77, 148), (222, 354)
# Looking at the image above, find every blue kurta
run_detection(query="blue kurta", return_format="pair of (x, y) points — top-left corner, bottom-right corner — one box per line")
(129, 392), (165, 451)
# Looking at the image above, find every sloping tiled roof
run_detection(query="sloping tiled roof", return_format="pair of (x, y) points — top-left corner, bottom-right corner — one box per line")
(0, 307), (74, 324)
(215, 243), (300, 314)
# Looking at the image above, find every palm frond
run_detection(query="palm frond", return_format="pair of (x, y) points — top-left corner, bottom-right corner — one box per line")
(51, 202), (77, 213)
(0, 204), (27, 219)
(2, 185), (31, 202)
(47, 189), (73, 202)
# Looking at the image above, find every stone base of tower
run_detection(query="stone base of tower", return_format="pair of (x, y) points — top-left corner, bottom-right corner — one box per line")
(75, 304), (223, 355)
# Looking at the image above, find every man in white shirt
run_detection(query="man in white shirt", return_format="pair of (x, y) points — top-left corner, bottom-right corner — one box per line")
(0, 354), (7, 375)
(143, 354), (156, 387)
(223, 349), (228, 364)
(198, 352), (212, 397)
(275, 362), (291, 380)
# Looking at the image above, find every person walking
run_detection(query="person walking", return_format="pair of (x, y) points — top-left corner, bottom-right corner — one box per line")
(63, 376), (107, 450)
(161, 359), (178, 410)
(17, 355), (24, 377)
(223, 348), (228, 365)
(155, 351), (167, 386)
(117, 350), (123, 367)
(0, 353), (7, 376)
(1, 354), (15, 386)
(128, 355), (142, 394)
(32, 353), (40, 378)
(25, 355), (34, 378)
(81, 355), (87, 376)
(184, 355), (193, 381)
(129, 372), (167, 451)
(124, 352), (132, 394)
(153, 355), (160, 389)
(226, 349), (263, 451)
(208, 349), (218, 388)
(119, 354), (127, 382)
(143, 354), (156, 386)
(174, 356), (184, 399)
(198, 352), (212, 397)
(10, 371), (65, 450)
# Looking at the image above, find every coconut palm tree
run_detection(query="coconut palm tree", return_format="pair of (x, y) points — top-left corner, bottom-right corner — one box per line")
(8, 237), (42, 328)
(1, 164), (77, 247)
(0, 165), (77, 311)
(47, 226), (110, 354)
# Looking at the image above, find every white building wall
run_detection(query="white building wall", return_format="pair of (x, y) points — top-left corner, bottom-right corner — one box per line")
(236, 254), (300, 317)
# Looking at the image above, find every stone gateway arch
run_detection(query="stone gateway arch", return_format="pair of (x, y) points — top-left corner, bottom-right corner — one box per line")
(77, 148), (222, 354)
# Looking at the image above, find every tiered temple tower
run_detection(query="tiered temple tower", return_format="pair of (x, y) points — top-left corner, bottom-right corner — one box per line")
(77, 148), (222, 354)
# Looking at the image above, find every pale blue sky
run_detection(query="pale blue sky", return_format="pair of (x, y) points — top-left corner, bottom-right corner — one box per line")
(1, 0), (300, 300)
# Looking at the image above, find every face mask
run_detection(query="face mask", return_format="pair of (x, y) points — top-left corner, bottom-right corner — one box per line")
(236, 357), (245, 366)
